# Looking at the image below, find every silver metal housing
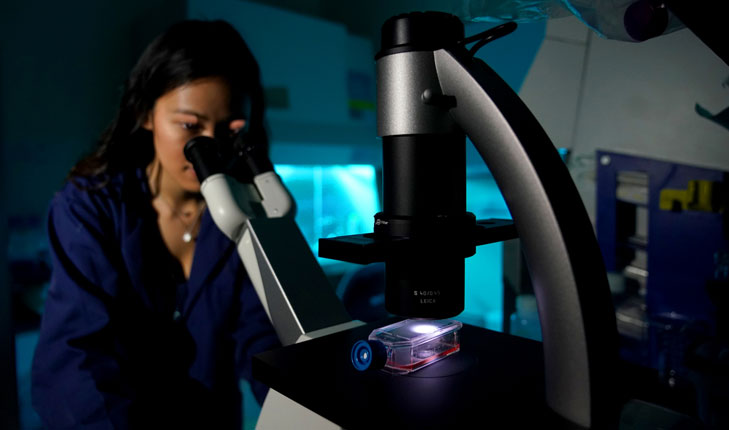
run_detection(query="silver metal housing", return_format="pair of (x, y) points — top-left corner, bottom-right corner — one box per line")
(377, 51), (458, 137)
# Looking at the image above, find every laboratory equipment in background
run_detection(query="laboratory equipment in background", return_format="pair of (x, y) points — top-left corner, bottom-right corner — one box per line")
(597, 150), (729, 427)
(458, 0), (729, 69)
(509, 293), (542, 341)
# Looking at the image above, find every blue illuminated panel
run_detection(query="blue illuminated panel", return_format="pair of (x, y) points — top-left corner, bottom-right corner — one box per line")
(275, 164), (380, 264)
(462, 167), (511, 331)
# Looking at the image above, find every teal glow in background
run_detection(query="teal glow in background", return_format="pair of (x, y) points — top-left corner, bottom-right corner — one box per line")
(277, 164), (512, 331)
(462, 167), (512, 331)
(275, 164), (380, 262)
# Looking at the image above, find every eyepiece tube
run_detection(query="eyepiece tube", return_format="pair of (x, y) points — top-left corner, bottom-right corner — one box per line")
(232, 129), (274, 177)
(184, 136), (224, 182)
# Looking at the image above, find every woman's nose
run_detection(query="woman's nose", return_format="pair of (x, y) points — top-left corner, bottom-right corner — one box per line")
(200, 126), (216, 138)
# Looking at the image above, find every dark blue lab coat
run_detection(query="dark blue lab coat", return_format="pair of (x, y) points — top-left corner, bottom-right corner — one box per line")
(32, 169), (280, 429)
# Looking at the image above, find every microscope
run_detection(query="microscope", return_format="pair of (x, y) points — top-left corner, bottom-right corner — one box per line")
(186, 11), (619, 429)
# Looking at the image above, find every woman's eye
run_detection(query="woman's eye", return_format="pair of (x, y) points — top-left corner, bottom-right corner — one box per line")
(181, 122), (200, 131)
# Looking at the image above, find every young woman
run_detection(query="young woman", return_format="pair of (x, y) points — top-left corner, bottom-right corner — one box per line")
(31, 20), (280, 429)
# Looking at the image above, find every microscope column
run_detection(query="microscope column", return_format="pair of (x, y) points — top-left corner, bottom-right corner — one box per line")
(379, 134), (467, 318)
(376, 12), (470, 318)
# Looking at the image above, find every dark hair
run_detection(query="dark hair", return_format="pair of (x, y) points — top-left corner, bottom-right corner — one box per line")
(70, 19), (266, 187)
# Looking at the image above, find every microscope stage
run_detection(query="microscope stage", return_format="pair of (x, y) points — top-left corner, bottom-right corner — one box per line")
(253, 319), (550, 428)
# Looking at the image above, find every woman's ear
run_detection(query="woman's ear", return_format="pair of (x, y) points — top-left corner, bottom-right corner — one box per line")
(142, 111), (154, 131)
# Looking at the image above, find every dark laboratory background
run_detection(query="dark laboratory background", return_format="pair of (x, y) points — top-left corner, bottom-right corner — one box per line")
(1, 1), (727, 429)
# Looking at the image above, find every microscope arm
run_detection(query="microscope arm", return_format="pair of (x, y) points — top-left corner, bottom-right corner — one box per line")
(187, 138), (353, 347)
(200, 170), (296, 241)
(199, 174), (250, 242)
(253, 171), (296, 218)
(432, 48), (619, 427)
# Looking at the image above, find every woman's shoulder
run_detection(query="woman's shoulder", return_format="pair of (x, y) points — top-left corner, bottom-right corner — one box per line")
(60, 168), (145, 198)
(52, 169), (148, 221)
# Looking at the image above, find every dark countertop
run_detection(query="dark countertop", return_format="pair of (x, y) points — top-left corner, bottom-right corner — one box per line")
(253, 319), (549, 429)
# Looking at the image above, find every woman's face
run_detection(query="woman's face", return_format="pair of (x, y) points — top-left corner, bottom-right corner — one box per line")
(143, 76), (245, 192)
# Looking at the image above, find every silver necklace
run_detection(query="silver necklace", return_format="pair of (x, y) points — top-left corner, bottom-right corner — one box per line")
(158, 197), (206, 243)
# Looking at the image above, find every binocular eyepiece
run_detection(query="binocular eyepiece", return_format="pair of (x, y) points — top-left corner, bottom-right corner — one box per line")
(184, 127), (273, 184)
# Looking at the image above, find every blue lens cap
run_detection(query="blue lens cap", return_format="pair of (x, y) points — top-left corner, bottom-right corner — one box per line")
(351, 340), (373, 371)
